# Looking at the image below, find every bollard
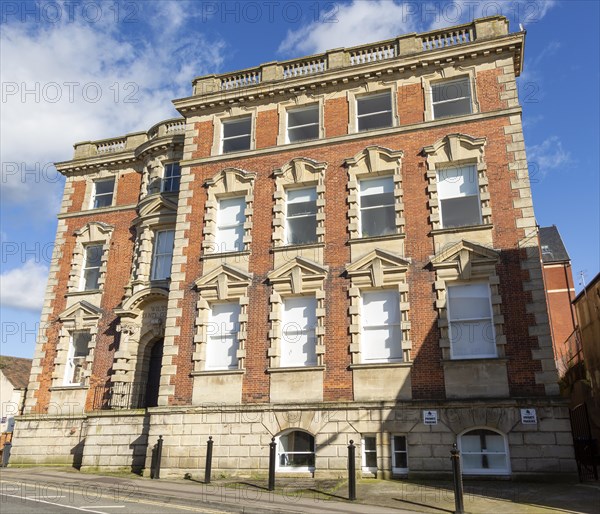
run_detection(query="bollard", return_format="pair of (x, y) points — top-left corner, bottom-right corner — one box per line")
(268, 437), (276, 491)
(450, 443), (464, 514)
(205, 436), (214, 484)
(347, 440), (357, 501)
(1, 443), (11, 467)
(153, 435), (164, 480)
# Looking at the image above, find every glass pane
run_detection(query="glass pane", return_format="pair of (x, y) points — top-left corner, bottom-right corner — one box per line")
(461, 434), (483, 453)
(362, 291), (400, 325)
(216, 226), (244, 252)
(152, 255), (171, 280)
(206, 335), (238, 369)
(83, 267), (100, 290)
(358, 111), (393, 131)
(440, 196), (481, 227)
(223, 117), (251, 138)
(357, 93), (392, 116)
(223, 135), (251, 153)
(287, 216), (317, 245)
(361, 206), (395, 237)
(462, 454), (483, 470)
(361, 191), (394, 209)
(219, 197), (245, 226)
(364, 437), (376, 452)
(365, 452), (377, 468)
(448, 284), (491, 319)
(73, 332), (91, 357)
(363, 326), (402, 362)
(433, 97), (472, 118)
(94, 179), (114, 195)
(288, 431), (314, 453)
(360, 176), (393, 195)
(164, 163), (180, 179)
(155, 230), (175, 254)
(484, 433), (505, 452)
(437, 166), (478, 198)
(288, 187), (317, 204)
(85, 245), (103, 267)
(450, 321), (496, 357)
(93, 193), (112, 208)
(287, 201), (317, 217)
(394, 452), (408, 469)
(281, 297), (317, 366)
(393, 436), (407, 452)
(486, 454), (507, 469)
(209, 302), (240, 332)
(288, 105), (318, 128)
(288, 124), (319, 143)
(432, 78), (470, 102)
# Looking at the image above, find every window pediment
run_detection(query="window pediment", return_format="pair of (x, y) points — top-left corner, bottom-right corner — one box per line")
(135, 195), (178, 222)
(74, 221), (114, 241)
(58, 301), (103, 325)
(273, 157), (327, 184)
(268, 256), (327, 294)
(430, 240), (499, 280)
(422, 133), (486, 165)
(204, 167), (256, 191)
(195, 264), (252, 301)
(344, 145), (404, 174)
(346, 249), (410, 288)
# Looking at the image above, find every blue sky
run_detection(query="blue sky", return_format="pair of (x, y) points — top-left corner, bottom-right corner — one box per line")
(1, 0), (598, 358)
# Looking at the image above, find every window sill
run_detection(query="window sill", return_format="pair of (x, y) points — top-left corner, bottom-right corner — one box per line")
(349, 361), (411, 370)
(430, 224), (492, 236)
(191, 369), (245, 376)
(271, 242), (324, 253)
(50, 385), (89, 391)
(443, 357), (506, 365)
(65, 290), (102, 297)
(200, 250), (250, 260)
(267, 366), (325, 374)
(349, 233), (405, 244)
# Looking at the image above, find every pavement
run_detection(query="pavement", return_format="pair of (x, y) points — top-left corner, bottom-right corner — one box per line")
(0, 467), (598, 514)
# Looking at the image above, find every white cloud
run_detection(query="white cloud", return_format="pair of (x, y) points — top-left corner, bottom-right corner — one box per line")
(0, 260), (48, 312)
(278, 1), (420, 56)
(0, 6), (225, 217)
(527, 136), (571, 176)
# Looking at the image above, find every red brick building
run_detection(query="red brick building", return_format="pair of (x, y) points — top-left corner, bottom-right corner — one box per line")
(11, 16), (575, 478)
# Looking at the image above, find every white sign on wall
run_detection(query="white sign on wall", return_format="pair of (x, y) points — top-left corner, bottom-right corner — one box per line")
(520, 408), (538, 424)
(423, 410), (438, 425)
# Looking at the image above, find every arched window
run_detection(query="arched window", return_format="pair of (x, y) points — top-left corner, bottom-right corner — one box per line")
(277, 430), (315, 471)
(459, 428), (509, 475)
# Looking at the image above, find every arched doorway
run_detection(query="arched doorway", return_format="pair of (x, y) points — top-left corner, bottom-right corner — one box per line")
(142, 338), (164, 408)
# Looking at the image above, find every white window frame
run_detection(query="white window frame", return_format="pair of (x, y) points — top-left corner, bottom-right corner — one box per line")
(358, 176), (396, 238)
(447, 282), (496, 360)
(90, 178), (115, 209)
(391, 434), (408, 474)
(215, 196), (246, 253)
(356, 91), (393, 132)
(276, 430), (315, 472)
(431, 77), (473, 120)
(458, 428), (510, 475)
(205, 301), (241, 371)
(286, 104), (319, 143)
(150, 229), (175, 281)
(280, 296), (318, 368)
(360, 289), (403, 364)
(437, 165), (482, 229)
(361, 435), (377, 473)
(221, 115), (252, 154)
(79, 244), (103, 291)
(285, 186), (318, 246)
(63, 331), (91, 386)
(161, 162), (181, 193)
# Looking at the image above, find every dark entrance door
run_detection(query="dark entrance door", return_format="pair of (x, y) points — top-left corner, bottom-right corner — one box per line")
(144, 338), (164, 408)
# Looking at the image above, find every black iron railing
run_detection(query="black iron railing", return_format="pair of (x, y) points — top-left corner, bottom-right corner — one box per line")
(91, 381), (147, 410)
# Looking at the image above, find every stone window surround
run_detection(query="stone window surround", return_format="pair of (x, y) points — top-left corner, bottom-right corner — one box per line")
(430, 240), (506, 361)
(276, 93), (325, 146)
(202, 167), (256, 255)
(210, 106), (257, 156)
(193, 265), (252, 373)
(422, 133), (491, 232)
(344, 146), (405, 241)
(51, 304), (101, 388)
(457, 426), (511, 475)
(272, 158), (327, 248)
(267, 257), (327, 369)
(82, 169), (119, 211)
(67, 222), (114, 295)
(346, 250), (411, 365)
(422, 67), (480, 122)
(347, 82), (400, 134)
(140, 149), (182, 199)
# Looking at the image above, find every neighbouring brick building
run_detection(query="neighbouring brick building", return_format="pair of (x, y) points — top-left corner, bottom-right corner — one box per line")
(11, 16), (576, 478)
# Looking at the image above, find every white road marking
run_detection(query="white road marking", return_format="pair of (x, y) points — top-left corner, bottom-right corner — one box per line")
(1, 492), (110, 514)
(79, 507), (125, 509)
